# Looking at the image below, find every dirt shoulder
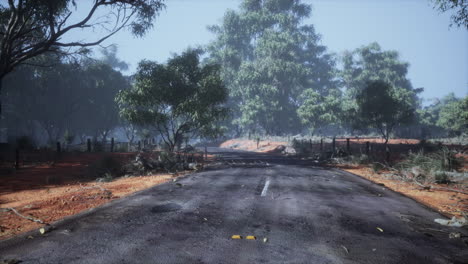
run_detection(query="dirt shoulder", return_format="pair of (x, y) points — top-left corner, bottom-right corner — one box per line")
(0, 153), (194, 241)
(333, 164), (467, 218)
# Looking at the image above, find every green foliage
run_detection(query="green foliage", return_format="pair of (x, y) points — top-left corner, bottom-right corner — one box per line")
(340, 42), (420, 134)
(431, 0), (468, 28)
(117, 49), (228, 152)
(437, 96), (468, 136)
(0, 0), (165, 78)
(297, 88), (342, 134)
(3, 55), (126, 144)
(207, 0), (338, 135)
(355, 80), (415, 143)
(396, 148), (461, 176)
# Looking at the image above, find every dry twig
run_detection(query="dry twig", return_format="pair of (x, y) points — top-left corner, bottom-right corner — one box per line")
(0, 207), (46, 224)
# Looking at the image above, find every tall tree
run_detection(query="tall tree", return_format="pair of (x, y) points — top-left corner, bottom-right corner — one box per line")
(207, 0), (338, 135)
(0, 0), (165, 119)
(117, 49), (229, 152)
(340, 42), (422, 132)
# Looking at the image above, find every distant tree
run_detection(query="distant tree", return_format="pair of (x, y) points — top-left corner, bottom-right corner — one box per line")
(431, 0), (468, 28)
(99, 45), (129, 72)
(437, 95), (468, 136)
(355, 80), (415, 146)
(341, 43), (421, 134)
(0, 0), (165, 119)
(2, 55), (128, 145)
(207, 0), (338, 135)
(82, 62), (128, 143)
(117, 49), (228, 152)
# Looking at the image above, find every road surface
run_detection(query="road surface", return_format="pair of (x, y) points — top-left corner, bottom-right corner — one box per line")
(1, 148), (467, 263)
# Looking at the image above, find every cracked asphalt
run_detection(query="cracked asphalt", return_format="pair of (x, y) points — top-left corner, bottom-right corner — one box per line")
(1, 148), (467, 263)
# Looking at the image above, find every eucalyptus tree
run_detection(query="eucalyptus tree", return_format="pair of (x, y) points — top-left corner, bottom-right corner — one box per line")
(0, 0), (165, 119)
(340, 42), (422, 133)
(207, 0), (338, 135)
(355, 80), (415, 146)
(117, 49), (228, 152)
(431, 0), (467, 28)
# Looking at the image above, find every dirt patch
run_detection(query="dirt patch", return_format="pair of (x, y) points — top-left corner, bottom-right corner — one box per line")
(334, 164), (468, 218)
(0, 153), (189, 241)
(220, 139), (287, 153)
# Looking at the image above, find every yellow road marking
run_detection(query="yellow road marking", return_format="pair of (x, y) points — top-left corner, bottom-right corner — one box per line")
(246, 235), (256, 240)
(231, 235), (242, 239)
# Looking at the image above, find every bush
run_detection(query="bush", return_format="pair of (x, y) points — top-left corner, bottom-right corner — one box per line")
(372, 162), (384, 173)
(395, 147), (462, 183)
(291, 138), (312, 155)
(87, 155), (123, 179)
(396, 148), (461, 173)
(12, 136), (36, 150)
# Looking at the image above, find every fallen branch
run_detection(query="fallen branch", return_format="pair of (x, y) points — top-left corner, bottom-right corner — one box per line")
(412, 180), (468, 195)
(1, 207), (46, 224)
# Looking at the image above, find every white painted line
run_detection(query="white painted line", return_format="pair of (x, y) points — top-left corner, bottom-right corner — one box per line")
(261, 179), (271, 197)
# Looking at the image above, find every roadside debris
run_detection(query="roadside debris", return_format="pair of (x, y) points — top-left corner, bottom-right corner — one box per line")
(376, 227), (384, 232)
(434, 216), (467, 227)
(341, 245), (349, 254)
(1, 207), (46, 224)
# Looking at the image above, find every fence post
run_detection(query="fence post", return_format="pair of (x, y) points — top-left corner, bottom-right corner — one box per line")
(366, 141), (370, 156)
(87, 138), (91, 152)
(205, 146), (208, 160)
(15, 148), (19, 169)
(386, 146), (390, 163)
(56, 141), (61, 153)
(332, 137), (336, 155)
(320, 138), (323, 153)
(309, 139), (313, 152)
(346, 138), (350, 154)
(110, 137), (114, 152)
(138, 141), (141, 151)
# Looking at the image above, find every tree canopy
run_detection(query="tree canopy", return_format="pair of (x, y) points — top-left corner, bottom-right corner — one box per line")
(355, 80), (415, 144)
(207, 0), (338, 136)
(117, 49), (228, 151)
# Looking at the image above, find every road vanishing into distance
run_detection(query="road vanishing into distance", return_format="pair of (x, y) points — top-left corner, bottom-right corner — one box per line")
(1, 148), (467, 264)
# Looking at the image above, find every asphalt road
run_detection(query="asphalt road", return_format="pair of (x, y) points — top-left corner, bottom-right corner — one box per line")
(1, 148), (467, 264)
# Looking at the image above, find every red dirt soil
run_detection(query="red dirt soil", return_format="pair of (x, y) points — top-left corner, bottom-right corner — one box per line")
(0, 153), (182, 241)
(220, 139), (287, 153)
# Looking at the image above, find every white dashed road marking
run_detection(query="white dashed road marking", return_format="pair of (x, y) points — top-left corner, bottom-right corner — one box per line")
(261, 179), (271, 197)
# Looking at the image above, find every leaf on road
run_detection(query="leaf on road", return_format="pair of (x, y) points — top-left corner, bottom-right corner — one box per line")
(376, 227), (384, 232)
(39, 227), (46, 235)
(341, 245), (349, 254)
(263, 237), (268, 243)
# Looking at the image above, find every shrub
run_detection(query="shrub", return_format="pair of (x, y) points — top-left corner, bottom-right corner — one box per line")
(87, 155), (123, 179)
(395, 147), (462, 183)
(15, 136), (36, 150)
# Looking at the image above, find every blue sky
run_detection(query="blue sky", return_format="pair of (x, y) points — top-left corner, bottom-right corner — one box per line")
(69, 0), (467, 103)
